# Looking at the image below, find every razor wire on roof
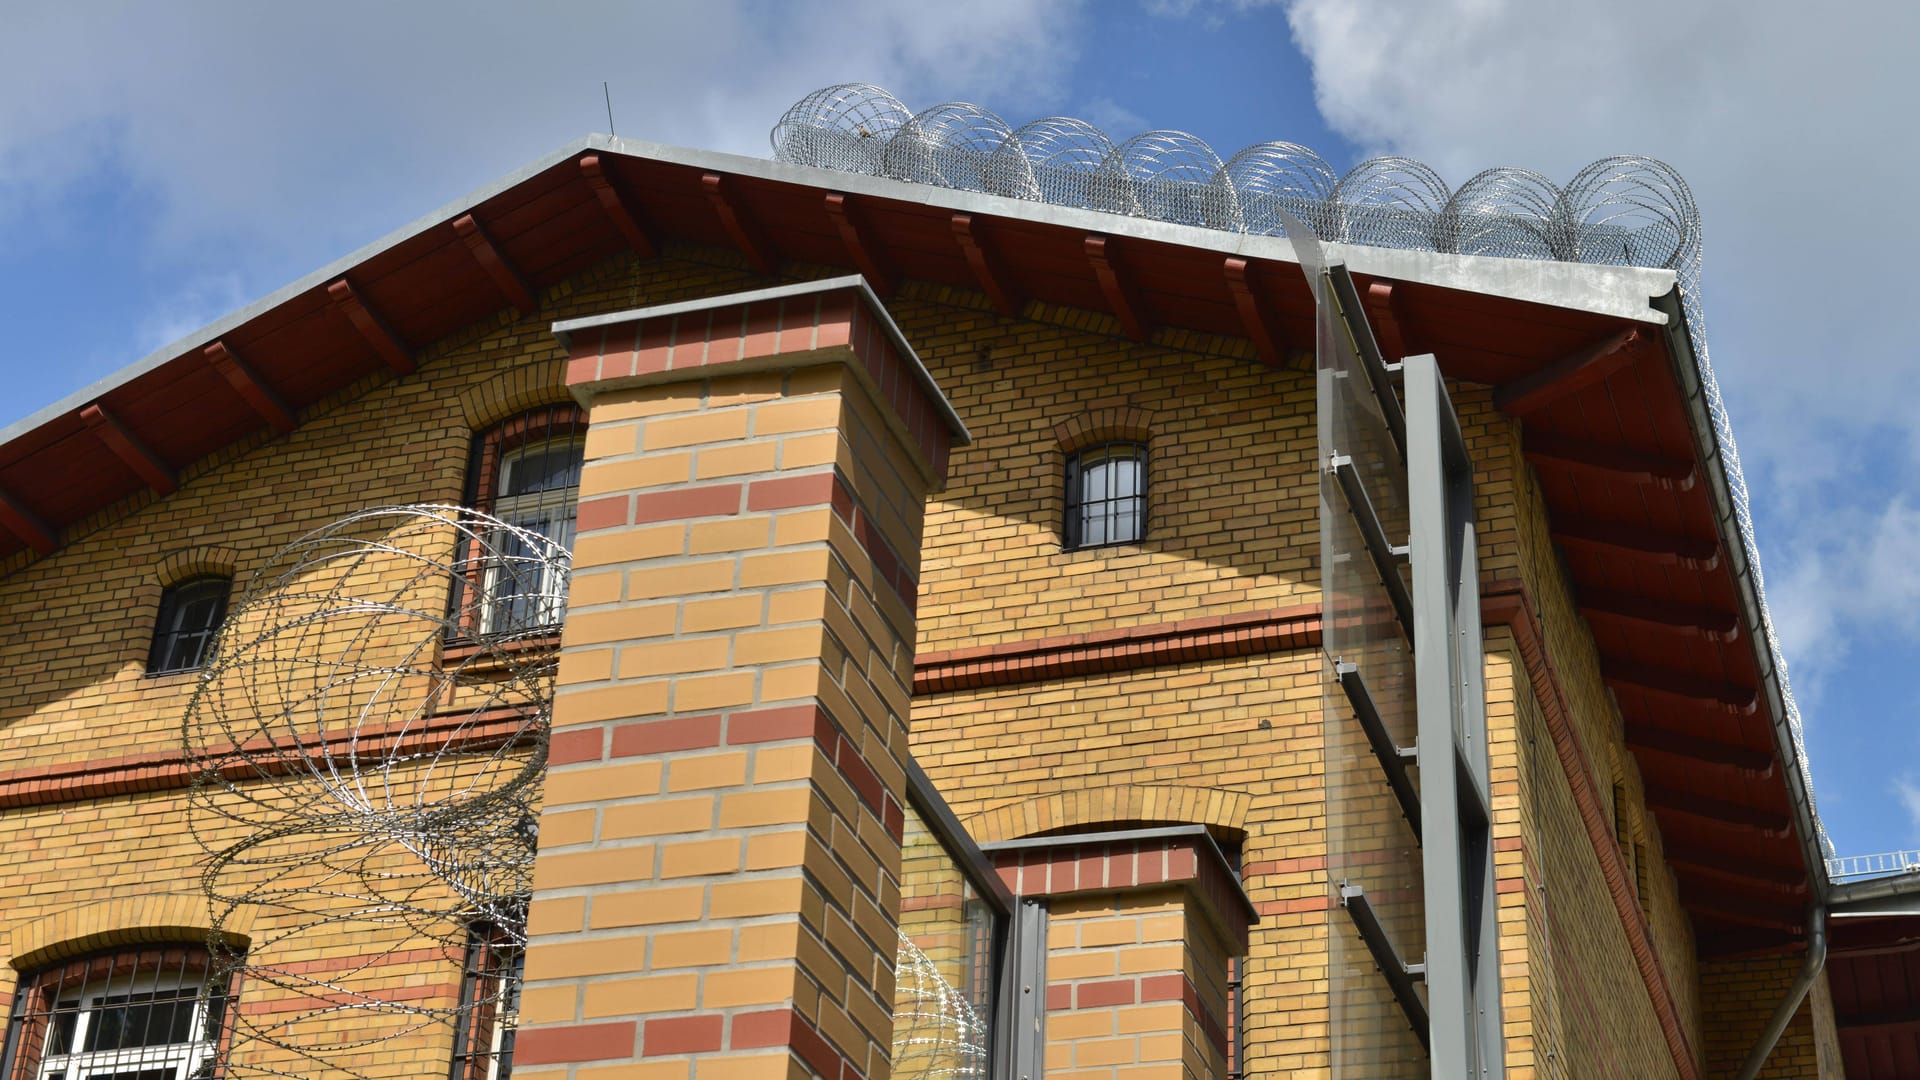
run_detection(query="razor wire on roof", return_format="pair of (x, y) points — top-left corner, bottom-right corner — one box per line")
(772, 84), (1826, 857)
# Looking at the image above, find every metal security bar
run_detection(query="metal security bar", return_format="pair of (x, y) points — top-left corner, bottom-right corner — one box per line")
(0, 945), (234, 1080)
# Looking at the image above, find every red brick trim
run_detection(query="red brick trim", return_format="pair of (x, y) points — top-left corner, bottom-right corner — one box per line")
(0, 706), (533, 809)
(913, 604), (1321, 693)
(514, 1020), (636, 1065)
(990, 830), (1255, 951)
(1483, 578), (1703, 1080)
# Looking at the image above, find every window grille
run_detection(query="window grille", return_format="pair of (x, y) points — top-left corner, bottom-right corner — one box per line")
(0, 945), (234, 1080)
(458, 406), (585, 639)
(448, 924), (522, 1080)
(1064, 442), (1147, 549)
(147, 577), (230, 675)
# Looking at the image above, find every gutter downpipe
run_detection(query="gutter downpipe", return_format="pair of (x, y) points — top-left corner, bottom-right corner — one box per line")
(1733, 908), (1827, 1080)
(1652, 290), (1835, 1079)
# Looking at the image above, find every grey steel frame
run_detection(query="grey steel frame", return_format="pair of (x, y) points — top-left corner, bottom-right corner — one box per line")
(1406, 353), (1503, 1078)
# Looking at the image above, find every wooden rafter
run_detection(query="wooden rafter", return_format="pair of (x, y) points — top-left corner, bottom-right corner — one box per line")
(1681, 885), (1803, 931)
(203, 341), (296, 433)
(79, 403), (176, 495)
(823, 193), (896, 297)
(1524, 431), (1698, 492)
(0, 488), (56, 555)
(1495, 327), (1641, 415)
(452, 214), (537, 315)
(326, 280), (416, 376)
(1581, 588), (1739, 642)
(1624, 724), (1774, 777)
(1551, 518), (1720, 571)
(1364, 280), (1411, 361)
(578, 154), (658, 257)
(1645, 784), (1791, 837)
(701, 172), (775, 274)
(1664, 841), (1806, 890)
(1223, 257), (1285, 367)
(1085, 234), (1148, 341)
(950, 213), (1018, 315)
(1603, 658), (1759, 715)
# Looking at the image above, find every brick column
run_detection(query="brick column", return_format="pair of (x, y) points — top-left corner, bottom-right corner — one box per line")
(513, 278), (966, 1078)
(987, 828), (1256, 1080)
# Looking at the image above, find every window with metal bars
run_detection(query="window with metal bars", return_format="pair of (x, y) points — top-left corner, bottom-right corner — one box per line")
(459, 406), (585, 639)
(448, 924), (522, 1080)
(0, 945), (234, 1080)
(1063, 442), (1147, 549)
(146, 577), (230, 676)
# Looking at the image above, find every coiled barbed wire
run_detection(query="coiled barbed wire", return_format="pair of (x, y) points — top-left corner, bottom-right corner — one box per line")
(771, 84), (1822, 855)
(185, 505), (565, 1078)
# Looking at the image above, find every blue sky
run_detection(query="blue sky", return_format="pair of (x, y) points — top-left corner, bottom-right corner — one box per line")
(3, 1), (1916, 861)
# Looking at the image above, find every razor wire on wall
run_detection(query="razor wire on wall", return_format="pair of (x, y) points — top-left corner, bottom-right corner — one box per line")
(184, 505), (562, 1078)
(771, 82), (1822, 856)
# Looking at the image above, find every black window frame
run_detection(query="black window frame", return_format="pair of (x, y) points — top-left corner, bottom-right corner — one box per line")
(146, 576), (232, 676)
(1063, 441), (1149, 550)
(448, 921), (523, 1080)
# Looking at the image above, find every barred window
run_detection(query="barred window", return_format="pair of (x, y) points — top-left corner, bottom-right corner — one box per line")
(449, 924), (522, 1080)
(1064, 442), (1147, 549)
(0, 945), (233, 1080)
(147, 577), (231, 675)
(462, 406), (585, 638)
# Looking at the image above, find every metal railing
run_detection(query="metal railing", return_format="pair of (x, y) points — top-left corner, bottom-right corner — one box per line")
(1827, 849), (1920, 882)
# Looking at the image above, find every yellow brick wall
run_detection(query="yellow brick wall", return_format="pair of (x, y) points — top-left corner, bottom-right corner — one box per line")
(0, 239), (1751, 1080)
(1697, 956), (1842, 1079)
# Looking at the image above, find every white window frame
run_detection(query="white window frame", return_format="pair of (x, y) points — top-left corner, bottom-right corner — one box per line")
(479, 438), (582, 637)
(30, 966), (221, 1080)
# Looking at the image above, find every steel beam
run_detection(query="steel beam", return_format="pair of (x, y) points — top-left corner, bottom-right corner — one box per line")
(1337, 661), (1422, 841)
(1330, 454), (1415, 642)
(1339, 884), (1430, 1050)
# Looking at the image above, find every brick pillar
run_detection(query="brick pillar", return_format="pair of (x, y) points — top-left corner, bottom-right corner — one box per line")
(513, 278), (966, 1078)
(988, 828), (1255, 1080)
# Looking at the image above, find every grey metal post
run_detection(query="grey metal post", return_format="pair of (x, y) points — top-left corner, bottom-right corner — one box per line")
(1406, 352), (1503, 1079)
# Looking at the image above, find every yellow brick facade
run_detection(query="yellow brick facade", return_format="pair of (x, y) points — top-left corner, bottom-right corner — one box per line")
(0, 241), (1828, 1079)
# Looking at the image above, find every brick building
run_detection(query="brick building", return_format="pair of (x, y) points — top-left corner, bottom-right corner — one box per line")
(0, 91), (1913, 1079)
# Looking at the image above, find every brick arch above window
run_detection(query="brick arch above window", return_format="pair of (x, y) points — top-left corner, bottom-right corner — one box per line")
(1052, 405), (1156, 454)
(8, 893), (252, 973)
(962, 784), (1249, 845)
(149, 545), (240, 594)
(456, 359), (569, 432)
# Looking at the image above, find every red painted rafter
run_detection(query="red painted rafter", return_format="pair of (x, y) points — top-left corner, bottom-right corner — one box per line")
(1223, 257), (1285, 367)
(1551, 518), (1719, 571)
(1495, 326), (1641, 415)
(1680, 885), (1803, 931)
(1364, 280), (1411, 360)
(1603, 658), (1759, 716)
(950, 213), (1018, 315)
(824, 193), (896, 297)
(578, 155), (657, 258)
(452, 214), (537, 315)
(203, 341), (296, 433)
(1085, 234), (1148, 341)
(1666, 850), (1806, 897)
(79, 403), (175, 495)
(0, 488), (56, 555)
(701, 172), (775, 274)
(1580, 588), (1739, 643)
(1645, 784), (1791, 838)
(1525, 431), (1698, 492)
(326, 280), (415, 376)
(1624, 724), (1774, 778)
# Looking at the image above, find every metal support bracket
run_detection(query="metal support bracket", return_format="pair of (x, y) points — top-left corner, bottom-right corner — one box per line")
(1330, 454), (1416, 643)
(1341, 883), (1431, 1050)
(1337, 661), (1423, 842)
(1326, 265), (1407, 461)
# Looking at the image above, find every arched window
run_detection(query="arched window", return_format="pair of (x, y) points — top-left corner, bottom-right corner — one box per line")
(147, 576), (231, 675)
(462, 405), (585, 637)
(0, 944), (235, 1080)
(1064, 442), (1147, 549)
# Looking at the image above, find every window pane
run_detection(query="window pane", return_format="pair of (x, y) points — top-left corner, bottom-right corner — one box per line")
(149, 579), (229, 674)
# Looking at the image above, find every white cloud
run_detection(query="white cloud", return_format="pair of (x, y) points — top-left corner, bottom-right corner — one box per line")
(0, 0), (1083, 266)
(1281, 0), (1920, 708)
(1896, 777), (1920, 848)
